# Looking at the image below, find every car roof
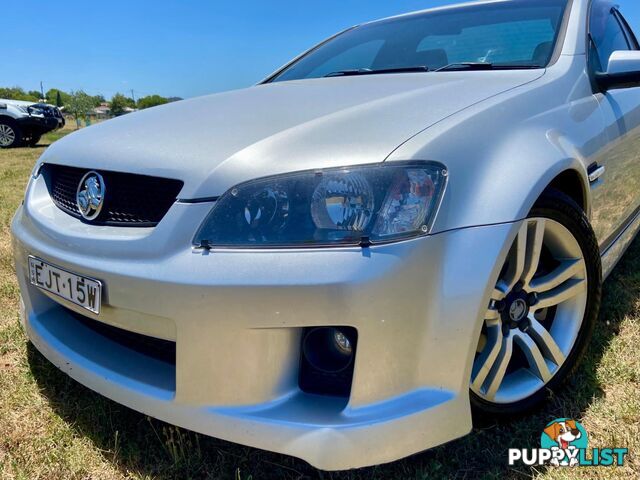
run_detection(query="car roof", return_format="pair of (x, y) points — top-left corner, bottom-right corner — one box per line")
(361, 0), (572, 27)
(0, 98), (55, 107)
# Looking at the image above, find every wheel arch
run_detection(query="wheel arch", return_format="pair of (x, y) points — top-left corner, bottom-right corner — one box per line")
(0, 114), (18, 124)
(510, 159), (592, 234)
(540, 168), (590, 215)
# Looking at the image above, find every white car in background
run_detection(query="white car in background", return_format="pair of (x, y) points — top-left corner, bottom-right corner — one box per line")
(10, 0), (640, 470)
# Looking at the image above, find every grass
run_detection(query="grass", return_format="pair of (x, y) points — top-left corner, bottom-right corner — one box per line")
(0, 126), (638, 479)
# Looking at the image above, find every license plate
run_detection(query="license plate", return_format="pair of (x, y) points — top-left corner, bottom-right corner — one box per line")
(28, 256), (102, 314)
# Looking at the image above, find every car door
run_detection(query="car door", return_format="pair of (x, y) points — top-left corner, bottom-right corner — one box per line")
(589, 1), (640, 250)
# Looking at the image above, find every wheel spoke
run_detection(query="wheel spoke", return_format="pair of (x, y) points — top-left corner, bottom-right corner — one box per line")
(502, 222), (528, 291)
(527, 315), (565, 365)
(485, 307), (500, 321)
(529, 259), (584, 293)
(522, 219), (545, 287)
(484, 335), (513, 400)
(491, 286), (507, 301)
(471, 320), (503, 390)
(513, 331), (552, 382)
(535, 278), (586, 310)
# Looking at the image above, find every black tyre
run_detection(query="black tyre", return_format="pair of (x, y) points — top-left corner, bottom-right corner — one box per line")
(470, 188), (601, 417)
(26, 133), (42, 147)
(0, 118), (22, 148)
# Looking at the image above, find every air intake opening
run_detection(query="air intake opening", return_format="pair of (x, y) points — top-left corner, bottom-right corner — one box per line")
(67, 308), (176, 365)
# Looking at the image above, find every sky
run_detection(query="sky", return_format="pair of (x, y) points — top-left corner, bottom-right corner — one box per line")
(4, 0), (640, 100)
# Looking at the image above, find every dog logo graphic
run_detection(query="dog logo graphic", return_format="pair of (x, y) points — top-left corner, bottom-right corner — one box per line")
(541, 418), (588, 467)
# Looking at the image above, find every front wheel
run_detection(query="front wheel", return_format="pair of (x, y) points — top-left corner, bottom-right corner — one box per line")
(25, 133), (42, 147)
(470, 189), (601, 416)
(0, 119), (22, 148)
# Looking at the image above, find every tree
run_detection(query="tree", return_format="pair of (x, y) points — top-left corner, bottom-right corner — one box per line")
(66, 90), (95, 128)
(137, 94), (169, 110)
(28, 90), (42, 100)
(88, 94), (103, 107)
(109, 93), (136, 116)
(0, 87), (39, 101)
(110, 93), (129, 116)
(46, 88), (71, 107)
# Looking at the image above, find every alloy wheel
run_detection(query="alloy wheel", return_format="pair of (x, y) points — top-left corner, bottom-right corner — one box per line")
(471, 218), (588, 404)
(0, 124), (16, 147)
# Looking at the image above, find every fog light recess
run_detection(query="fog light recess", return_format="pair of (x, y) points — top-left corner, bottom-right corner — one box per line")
(299, 326), (358, 397)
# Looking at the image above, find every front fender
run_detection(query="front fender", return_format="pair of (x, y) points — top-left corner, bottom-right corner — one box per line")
(386, 57), (600, 234)
(390, 127), (591, 234)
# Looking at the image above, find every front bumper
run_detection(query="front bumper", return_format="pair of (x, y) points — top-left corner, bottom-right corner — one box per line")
(16, 115), (61, 132)
(11, 175), (518, 470)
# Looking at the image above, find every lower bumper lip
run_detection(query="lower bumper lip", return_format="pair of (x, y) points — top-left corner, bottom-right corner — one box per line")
(11, 200), (519, 469)
(24, 305), (468, 470)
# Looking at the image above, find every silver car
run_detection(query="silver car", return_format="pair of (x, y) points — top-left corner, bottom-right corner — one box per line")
(10, 0), (640, 470)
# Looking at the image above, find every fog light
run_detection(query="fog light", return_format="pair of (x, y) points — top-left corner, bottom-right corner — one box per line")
(302, 327), (354, 373)
(299, 326), (358, 397)
(334, 330), (352, 354)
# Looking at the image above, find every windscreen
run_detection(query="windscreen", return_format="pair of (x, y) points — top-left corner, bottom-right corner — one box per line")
(271, 0), (568, 81)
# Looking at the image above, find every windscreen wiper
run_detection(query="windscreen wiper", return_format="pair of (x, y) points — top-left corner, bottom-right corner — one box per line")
(436, 62), (543, 72)
(324, 66), (429, 77)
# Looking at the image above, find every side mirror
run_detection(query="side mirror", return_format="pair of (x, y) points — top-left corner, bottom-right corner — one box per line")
(595, 50), (640, 91)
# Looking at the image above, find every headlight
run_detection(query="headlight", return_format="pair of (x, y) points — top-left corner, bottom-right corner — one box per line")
(194, 162), (447, 248)
(18, 105), (45, 116)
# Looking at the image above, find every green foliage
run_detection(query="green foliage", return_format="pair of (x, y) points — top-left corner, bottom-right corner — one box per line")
(44, 89), (101, 108)
(110, 93), (136, 116)
(46, 89), (71, 107)
(88, 95), (101, 108)
(137, 94), (169, 110)
(66, 90), (95, 125)
(3, 85), (175, 113)
(0, 87), (39, 102)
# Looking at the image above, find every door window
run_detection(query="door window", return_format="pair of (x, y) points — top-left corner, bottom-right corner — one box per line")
(615, 10), (640, 50)
(589, 1), (630, 72)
